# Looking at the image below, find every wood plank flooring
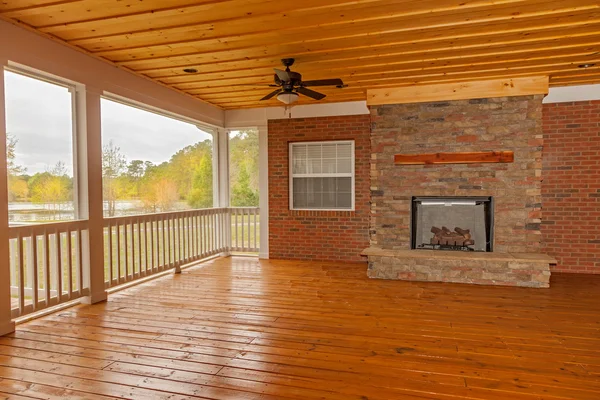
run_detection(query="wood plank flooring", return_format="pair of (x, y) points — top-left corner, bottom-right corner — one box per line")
(1, 256), (599, 399)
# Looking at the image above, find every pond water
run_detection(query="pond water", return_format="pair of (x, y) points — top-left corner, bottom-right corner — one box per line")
(8, 200), (192, 225)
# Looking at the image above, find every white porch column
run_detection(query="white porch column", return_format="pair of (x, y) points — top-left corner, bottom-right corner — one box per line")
(258, 125), (269, 259)
(0, 67), (15, 335)
(79, 89), (108, 304)
(215, 127), (231, 254)
(216, 127), (230, 208)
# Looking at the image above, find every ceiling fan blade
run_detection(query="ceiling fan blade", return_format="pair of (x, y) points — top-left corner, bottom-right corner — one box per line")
(301, 78), (344, 87)
(274, 68), (291, 82)
(260, 89), (282, 101)
(297, 87), (326, 100)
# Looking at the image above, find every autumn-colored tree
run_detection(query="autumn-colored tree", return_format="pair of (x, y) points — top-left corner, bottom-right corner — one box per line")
(140, 176), (179, 213)
(102, 140), (126, 217)
(9, 178), (29, 201)
(29, 162), (72, 220)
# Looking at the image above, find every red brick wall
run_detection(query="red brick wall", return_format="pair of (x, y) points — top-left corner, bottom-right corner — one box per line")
(268, 115), (370, 262)
(542, 101), (600, 274)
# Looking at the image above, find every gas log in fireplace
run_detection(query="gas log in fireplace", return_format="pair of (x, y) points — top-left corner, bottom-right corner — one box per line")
(410, 197), (494, 252)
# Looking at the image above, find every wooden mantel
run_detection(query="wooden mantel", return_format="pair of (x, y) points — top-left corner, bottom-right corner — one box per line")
(395, 151), (514, 165)
(367, 76), (549, 106)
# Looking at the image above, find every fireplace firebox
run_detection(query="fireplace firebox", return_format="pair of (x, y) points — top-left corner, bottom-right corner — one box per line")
(410, 196), (494, 252)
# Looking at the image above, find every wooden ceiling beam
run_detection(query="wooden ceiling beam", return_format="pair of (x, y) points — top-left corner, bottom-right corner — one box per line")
(366, 76), (549, 106)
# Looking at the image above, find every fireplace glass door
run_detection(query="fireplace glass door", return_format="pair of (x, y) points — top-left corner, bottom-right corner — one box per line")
(411, 196), (494, 252)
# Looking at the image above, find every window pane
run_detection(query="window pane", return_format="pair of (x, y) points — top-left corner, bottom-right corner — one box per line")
(307, 158), (321, 174)
(4, 70), (75, 224)
(309, 177), (322, 193)
(229, 129), (259, 207)
(337, 158), (352, 173)
(322, 177), (336, 193)
(292, 144), (307, 174)
(322, 192), (336, 208)
(293, 177), (307, 195)
(322, 143), (336, 158)
(337, 177), (352, 192)
(322, 158), (336, 173)
(337, 143), (352, 158)
(306, 190), (320, 208)
(101, 99), (213, 217)
(293, 192), (307, 208)
(293, 158), (306, 174)
(306, 144), (321, 159)
(337, 192), (352, 208)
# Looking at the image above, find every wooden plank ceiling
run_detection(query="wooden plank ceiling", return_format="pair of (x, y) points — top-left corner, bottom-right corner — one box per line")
(1, 0), (599, 109)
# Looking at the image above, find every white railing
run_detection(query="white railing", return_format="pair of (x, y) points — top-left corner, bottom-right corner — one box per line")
(7, 206), (260, 319)
(230, 207), (259, 253)
(8, 220), (90, 319)
(103, 207), (230, 289)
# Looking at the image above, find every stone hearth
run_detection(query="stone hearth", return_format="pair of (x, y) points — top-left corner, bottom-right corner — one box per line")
(363, 248), (555, 288)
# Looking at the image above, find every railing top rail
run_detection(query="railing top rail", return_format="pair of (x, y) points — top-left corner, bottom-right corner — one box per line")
(8, 219), (89, 238)
(103, 207), (230, 224)
(229, 207), (260, 210)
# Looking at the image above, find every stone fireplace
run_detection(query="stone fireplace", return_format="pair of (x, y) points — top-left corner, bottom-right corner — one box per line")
(362, 94), (556, 287)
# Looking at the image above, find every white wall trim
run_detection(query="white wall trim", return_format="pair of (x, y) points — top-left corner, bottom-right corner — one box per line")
(257, 125), (269, 259)
(544, 84), (600, 104)
(225, 100), (369, 128)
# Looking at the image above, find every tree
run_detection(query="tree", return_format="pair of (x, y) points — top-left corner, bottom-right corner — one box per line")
(231, 164), (258, 207)
(102, 140), (126, 217)
(187, 154), (213, 208)
(229, 130), (259, 207)
(6, 133), (25, 176)
(166, 139), (213, 201)
(6, 133), (28, 202)
(29, 162), (72, 220)
(125, 159), (146, 198)
(140, 177), (178, 213)
(8, 178), (28, 201)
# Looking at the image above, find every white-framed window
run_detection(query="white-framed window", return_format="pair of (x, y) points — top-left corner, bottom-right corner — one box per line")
(289, 140), (355, 211)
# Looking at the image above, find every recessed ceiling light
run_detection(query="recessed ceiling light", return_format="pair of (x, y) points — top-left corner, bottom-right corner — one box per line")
(183, 68), (198, 73)
(578, 63), (596, 68)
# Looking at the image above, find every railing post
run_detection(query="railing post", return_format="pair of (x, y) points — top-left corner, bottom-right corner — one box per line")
(0, 69), (15, 335)
(78, 89), (107, 304)
(258, 125), (269, 259)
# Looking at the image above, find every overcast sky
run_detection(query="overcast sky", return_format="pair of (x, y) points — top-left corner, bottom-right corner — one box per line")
(4, 70), (212, 176)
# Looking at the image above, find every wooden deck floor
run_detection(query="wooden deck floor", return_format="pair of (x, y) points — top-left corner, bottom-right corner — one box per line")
(1, 256), (600, 400)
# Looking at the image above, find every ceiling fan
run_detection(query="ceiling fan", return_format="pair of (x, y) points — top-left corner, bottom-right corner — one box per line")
(260, 58), (346, 105)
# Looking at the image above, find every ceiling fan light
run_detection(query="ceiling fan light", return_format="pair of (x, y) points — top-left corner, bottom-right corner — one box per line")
(277, 92), (299, 105)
